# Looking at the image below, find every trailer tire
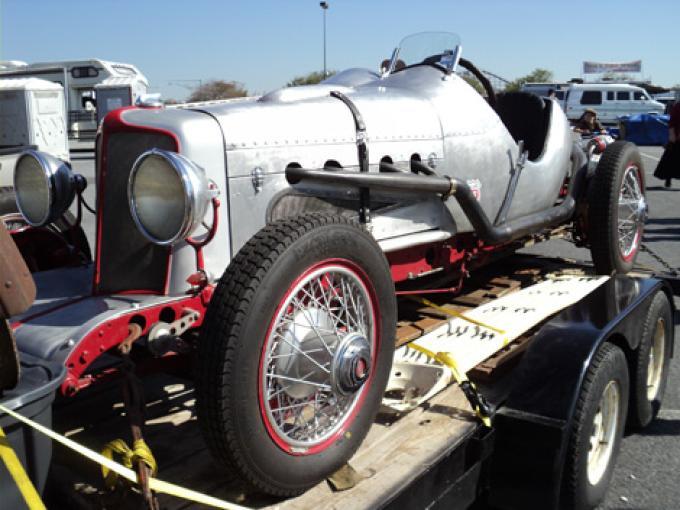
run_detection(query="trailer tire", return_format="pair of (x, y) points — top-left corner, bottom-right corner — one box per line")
(196, 213), (396, 496)
(587, 141), (646, 275)
(563, 342), (629, 510)
(629, 290), (672, 430)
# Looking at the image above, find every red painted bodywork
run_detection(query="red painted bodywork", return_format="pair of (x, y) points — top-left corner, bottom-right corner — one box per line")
(60, 286), (212, 395)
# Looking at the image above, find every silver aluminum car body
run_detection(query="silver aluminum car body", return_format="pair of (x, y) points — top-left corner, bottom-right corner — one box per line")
(120, 65), (571, 294)
(10, 34), (575, 388)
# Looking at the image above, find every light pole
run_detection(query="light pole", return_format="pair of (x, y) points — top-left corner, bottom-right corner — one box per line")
(320, 1), (328, 77)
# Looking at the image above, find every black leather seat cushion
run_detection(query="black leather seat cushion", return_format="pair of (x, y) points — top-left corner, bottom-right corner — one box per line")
(495, 92), (550, 161)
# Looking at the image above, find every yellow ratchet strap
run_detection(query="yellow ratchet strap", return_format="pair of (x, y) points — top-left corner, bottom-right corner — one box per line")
(409, 343), (493, 428)
(409, 295), (507, 336)
(0, 403), (250, 510)
(101, 438), (157, 489)
(0, 425), (46, 510)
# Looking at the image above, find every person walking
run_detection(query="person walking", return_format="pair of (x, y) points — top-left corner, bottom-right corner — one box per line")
(654, 100), (680, 188)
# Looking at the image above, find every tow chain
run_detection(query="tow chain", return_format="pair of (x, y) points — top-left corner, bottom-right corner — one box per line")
(640, 243), (679, 276)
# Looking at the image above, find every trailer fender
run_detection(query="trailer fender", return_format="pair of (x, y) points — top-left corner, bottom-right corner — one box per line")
(486, 276), (674, 509)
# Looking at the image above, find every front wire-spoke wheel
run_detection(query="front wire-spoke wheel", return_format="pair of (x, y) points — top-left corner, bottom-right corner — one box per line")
(261, 262), (376, 454)
(196, 214), (395, 496)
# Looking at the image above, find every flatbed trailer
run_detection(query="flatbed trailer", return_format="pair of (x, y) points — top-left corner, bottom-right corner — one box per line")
(39, 253), (678, 510)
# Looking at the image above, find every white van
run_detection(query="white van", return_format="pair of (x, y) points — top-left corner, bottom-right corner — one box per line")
(564, 84), (665, 123)
(521, 82), (570, 102)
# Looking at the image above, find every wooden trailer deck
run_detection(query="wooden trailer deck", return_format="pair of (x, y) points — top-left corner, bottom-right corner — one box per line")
(44, 255), (596, 509)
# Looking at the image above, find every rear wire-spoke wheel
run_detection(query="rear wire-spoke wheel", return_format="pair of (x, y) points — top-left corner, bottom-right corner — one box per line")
(629, 290), (672, 429)
(617, 165), (644, 262)
(196, 214), (395, 496)
(588, 141), (646, 274)
(564, 342), (629, 509)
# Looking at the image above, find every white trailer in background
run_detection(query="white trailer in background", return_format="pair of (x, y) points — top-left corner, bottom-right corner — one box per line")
(0, 59), (149, 139)
(0, 78), (68, 186)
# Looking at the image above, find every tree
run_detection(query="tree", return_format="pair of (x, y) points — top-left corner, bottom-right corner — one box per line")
(286, 70), (336, 87)
(505, 68), (554, 92)
(187, 80), (248, 102)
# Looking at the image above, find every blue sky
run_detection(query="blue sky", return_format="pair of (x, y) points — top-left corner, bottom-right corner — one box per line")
(1, 0), (678, 100)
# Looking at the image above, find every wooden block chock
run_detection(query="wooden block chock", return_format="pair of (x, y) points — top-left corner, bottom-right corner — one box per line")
(327, 463), (366, 492)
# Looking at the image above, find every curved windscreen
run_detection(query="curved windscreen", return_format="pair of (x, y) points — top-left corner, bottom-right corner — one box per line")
(388, 32), (462, 74)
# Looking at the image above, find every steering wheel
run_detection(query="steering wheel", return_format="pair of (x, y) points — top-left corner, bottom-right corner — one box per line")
(458, 57), (496, 109)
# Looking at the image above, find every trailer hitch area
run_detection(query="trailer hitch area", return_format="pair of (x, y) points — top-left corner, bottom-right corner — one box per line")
(147, 309), (201, 357)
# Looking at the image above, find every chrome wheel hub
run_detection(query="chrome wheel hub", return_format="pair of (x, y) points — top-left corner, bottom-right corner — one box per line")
(331, 333), (371, 395)
(618, 165), (645, 259)
(587, 380), (620, 485)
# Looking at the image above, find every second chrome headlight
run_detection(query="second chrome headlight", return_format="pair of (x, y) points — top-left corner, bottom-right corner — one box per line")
(14, 150), (83, 227)
(128, 149), (215, 245)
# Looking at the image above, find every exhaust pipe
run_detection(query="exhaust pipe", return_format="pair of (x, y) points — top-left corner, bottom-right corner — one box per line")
(285, 166), (575, 245)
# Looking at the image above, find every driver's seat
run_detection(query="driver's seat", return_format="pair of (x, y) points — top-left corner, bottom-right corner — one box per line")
(495, 92), (550, 161)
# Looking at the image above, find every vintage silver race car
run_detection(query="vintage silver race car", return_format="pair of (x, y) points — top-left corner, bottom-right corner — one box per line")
(9, 32), (647, 496)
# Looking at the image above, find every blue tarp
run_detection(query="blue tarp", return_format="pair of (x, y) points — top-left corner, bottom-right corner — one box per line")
(619, 113), (669, 145)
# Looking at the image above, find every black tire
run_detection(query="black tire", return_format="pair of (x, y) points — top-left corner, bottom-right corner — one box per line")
(628, 290), (672, 430)
(563, 343), (629, 510)
(196, 214), (396, 496)
(0, 187), (91, 270)
(588, 141), (645, 275)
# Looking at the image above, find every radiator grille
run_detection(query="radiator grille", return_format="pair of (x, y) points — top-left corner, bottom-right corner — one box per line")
(96, 132), (175, 294)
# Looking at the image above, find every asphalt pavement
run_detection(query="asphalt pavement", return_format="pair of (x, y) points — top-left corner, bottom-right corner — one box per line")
(68, 145), (679, 509)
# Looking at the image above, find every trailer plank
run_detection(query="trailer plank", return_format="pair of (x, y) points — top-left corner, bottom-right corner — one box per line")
(269, 384), (476, 510)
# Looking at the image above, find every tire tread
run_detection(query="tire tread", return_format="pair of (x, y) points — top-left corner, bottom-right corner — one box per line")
(196, 213), (369, 496)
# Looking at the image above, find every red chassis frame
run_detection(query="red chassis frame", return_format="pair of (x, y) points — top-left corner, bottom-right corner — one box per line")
(46, 232), (512, 397)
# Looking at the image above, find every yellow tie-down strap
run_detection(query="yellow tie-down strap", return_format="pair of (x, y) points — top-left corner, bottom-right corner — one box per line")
(409, 275), (609, 376)
(0, 425), (46, 510)
(0, 403), (254, 510)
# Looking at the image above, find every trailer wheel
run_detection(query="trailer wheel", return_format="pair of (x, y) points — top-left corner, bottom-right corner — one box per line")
(564, 342), (629, 509)
(196, 214), (396, 496)
(587, 141), (646, 275)
(629, 290), (672, 429)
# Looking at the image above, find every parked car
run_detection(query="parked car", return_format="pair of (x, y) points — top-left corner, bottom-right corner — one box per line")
(9, 31), (647, 497)
(565, 83), (665, 124)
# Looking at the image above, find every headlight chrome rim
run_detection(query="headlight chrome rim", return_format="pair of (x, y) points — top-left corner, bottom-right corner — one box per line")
(14, 150), (77, 227)
(128, 149), (215, 246)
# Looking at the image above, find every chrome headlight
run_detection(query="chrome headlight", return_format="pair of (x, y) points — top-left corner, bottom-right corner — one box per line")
(14, 150), (84, 227)
(128, 149), (217, 245)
